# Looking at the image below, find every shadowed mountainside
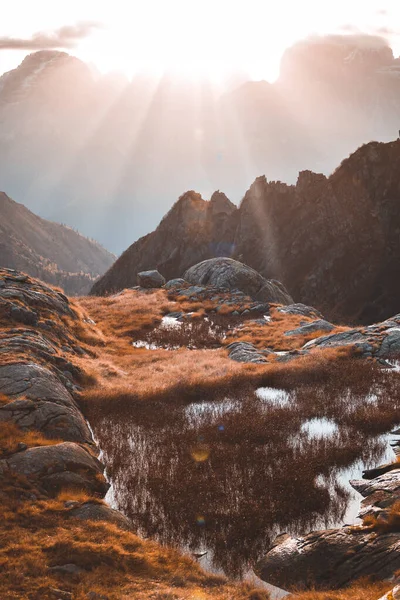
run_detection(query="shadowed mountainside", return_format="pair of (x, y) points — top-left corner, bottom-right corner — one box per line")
(0, 192), (115, 295)
(91, 140), (400, 324)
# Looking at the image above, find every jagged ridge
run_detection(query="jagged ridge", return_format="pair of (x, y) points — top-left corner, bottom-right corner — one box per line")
(91, 140), (400, 324)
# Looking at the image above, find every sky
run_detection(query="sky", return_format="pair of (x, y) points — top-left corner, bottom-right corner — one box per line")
(1, 0), (400, 82)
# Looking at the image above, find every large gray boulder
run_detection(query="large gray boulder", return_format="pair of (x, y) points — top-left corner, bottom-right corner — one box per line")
(0, 442), (108, 496)
(137, 270), (166, 288)
(184, 258), (293, 305)
(0, 363), (77, 408)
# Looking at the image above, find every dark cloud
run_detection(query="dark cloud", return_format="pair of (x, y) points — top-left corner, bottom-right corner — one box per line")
(0, 21), (101, 51)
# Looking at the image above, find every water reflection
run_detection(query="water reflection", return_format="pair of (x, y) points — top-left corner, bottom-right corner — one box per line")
(92, 385), (399, 579)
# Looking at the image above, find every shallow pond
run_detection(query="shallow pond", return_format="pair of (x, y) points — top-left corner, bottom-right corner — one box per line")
(92, 382), (400, 595)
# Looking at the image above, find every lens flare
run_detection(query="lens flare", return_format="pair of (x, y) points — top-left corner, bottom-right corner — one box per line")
(190, 443), (210, 462)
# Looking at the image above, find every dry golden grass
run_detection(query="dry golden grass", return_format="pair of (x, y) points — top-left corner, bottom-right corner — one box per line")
(0, 471), (269, 600)
(2, 283), (391, 599)
(0, 421), (63, 457)
(227, 306), (349, 352)
(289, 580), (391, 600)
(362, 500), (400, 535)
(69, 289), (369, 414)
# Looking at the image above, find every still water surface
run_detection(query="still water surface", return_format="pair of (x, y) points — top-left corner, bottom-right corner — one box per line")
(92, 384), (398, 596)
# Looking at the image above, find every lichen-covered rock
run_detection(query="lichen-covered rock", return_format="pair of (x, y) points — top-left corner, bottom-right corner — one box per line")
(137, 270), (166, 288)
(184, 258), (293, 305)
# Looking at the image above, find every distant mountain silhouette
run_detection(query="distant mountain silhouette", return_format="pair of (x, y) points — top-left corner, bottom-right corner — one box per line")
(1, 35), (400, 253)
(0, 192), (115, 295)
(92, 140), (400, 325)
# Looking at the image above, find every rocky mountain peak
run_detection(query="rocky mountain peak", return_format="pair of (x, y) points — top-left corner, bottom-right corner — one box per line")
(208, 191), (237, 216)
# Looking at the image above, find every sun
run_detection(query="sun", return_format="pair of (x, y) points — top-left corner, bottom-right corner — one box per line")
(77, 12), (284, 84)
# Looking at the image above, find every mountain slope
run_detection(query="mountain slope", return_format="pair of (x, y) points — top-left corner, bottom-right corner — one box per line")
(91, 141), (400, 324)
(0, 192), (115, 295)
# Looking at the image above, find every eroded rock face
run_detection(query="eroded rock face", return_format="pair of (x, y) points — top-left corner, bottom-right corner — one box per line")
(0, 269), (111, 511)
(184, 258), (293, 305)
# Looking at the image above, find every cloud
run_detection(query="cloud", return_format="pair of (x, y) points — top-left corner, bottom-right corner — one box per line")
(0, 21), (101, 51)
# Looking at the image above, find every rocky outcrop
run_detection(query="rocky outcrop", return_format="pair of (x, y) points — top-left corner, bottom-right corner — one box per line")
(304, 315), (400, 361)
(0, 268), (114, 504)
(184, 258), (293, 304)
(256, 467), (400, 591)
(0, 192), (115, 295)
(92, 140), (400, 324)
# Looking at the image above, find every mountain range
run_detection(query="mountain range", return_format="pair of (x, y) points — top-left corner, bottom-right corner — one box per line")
(1, 34), (400, 254)
(0, 192), (115, 295)
(92, 140), (400, 325)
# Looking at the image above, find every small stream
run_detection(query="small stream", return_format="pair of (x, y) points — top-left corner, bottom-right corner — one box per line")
(93, 382), (400, 597)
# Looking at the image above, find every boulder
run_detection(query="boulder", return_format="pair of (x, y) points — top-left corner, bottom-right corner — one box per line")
(378, 585), (400, 600)
(256, 526), (400, 591)
(164, 278), (186, 289)
(284, 319), (334, 336)
(227, 341), (271, 364)
(0, 363), (77, 409)
(278, 303), (323, 319)
(257, 468), (400, 591)
(377, 329), (400, 358)
(137, 270), (166, 289)
(69, 502), (132, 530)
(0, 398), (92, 444)
(184, 258), (293, 305)
(0, 442), (108, 496)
